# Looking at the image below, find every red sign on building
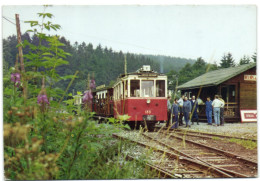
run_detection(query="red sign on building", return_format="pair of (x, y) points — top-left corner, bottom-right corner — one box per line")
(240, 110), (257, 122)
(244, 75), (257, 81)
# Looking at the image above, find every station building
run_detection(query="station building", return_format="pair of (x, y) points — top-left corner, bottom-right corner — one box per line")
(177, 63), (256, 122)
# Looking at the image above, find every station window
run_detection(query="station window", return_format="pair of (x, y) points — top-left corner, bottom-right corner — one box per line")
(156, 80), (165, 97)
(141, 80), (154, 97)
(130, 80), (140, 97)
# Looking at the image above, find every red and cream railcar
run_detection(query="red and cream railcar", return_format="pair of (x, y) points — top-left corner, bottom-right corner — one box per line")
(92, 65), (168, 129)
(112, 65), (167, 128)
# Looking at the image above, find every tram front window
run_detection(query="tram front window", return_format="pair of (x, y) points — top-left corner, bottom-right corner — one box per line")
(141, 80), (154, 97)
(130, 80), (140, 97)
(156, 80), (165, 97)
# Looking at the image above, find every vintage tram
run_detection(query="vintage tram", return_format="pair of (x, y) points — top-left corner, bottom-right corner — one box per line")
(92, 65), (168, 129)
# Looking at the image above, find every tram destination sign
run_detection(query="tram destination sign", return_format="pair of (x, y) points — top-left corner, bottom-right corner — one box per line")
(244, 75), (256, 81)
(240, 109), (257, 123)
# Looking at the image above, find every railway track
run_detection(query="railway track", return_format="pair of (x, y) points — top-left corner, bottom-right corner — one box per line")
(167, 129), (257, 162)
(113, 132), (238, 178)
(173, 129), (257, 142)
(144, 130), (257, 178)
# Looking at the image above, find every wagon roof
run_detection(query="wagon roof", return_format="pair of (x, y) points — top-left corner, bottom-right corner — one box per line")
(177, 63), (256, 90)
(92, 86), (112, 92)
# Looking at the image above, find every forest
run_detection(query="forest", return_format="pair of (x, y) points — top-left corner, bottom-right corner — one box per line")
(3, 33), (196, 94)
(4, 33), (256, 95)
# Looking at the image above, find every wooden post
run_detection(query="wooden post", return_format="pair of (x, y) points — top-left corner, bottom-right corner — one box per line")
(15, 14), (27, 101)
(15, 14), (25, 72)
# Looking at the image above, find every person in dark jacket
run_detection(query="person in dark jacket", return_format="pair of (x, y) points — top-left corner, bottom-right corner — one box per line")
(177, 95), (184, 126)
(171, 98), (179, 129)
(183, 96), (191, 127)
(166, 96), (172, 127)
(191, 96), (199, 125)
(205, 96), (213, 125)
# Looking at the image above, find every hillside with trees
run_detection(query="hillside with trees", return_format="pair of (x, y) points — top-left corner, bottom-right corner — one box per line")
(3, 34), (195, 93)
(144, 54), (195, 73)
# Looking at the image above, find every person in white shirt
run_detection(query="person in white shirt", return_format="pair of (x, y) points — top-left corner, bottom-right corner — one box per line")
(212, 95), (225, 126)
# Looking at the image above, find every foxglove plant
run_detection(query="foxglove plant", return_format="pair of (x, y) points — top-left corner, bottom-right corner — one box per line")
(37, 77), (49, 112)
(37, 93), (50, 106)
(11, 73), (21, 87)
(82, 90), (93, 104)
(90, 79), (96, 90)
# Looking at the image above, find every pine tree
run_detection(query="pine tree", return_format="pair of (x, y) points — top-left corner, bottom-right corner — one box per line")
(220, 53), (235, 68)
(193, 57), (206, 69)
(251, 52), (257, 63)
(239, 55), (251, 65)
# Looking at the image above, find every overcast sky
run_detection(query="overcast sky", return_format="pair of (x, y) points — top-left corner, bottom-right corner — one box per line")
(2, 5), (256, 64)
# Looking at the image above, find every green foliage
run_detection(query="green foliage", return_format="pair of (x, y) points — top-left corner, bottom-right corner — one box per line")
(3, 34), (195, 94)
(145, 54), (195, 73)
(228, 138), (257, 150)
(220, 52), (236, 68)
(239, 55), (251, 65)
(3, 8), (156, 180)
(167, 57), (214, 90)
(212, 136), (221, 140)
(251, 52), (257, 63)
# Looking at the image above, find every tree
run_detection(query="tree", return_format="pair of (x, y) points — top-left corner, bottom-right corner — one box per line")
(166, 70), (178, 91)
(239, 55), (251, 65)
(220, 53), (235, 68)
(193, 57), (206, 69)
(207, 62), (218, 71)
(251, 52), (257, 63)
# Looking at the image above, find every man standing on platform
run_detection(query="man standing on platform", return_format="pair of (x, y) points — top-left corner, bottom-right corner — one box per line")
(219, 95), (225, 126)
(183, 96), (192, 127)
(212, 95), (224, 126)
(171, 98), (179, 129)
(177, 95), (184, 126)
(191, 96), (199, 125)
(205, 96), (213, 125)
(166, 96), (172, 127)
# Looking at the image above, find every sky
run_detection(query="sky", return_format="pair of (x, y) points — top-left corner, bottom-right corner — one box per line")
(2, 5), (257, 64)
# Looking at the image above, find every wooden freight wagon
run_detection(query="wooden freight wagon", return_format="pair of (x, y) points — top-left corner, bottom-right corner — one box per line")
(177, 63), (256, 122)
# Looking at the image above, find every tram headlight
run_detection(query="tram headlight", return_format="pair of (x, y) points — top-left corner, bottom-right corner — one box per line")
(147, 99), (151, 104)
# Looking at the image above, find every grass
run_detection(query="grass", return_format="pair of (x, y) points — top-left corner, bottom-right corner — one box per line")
(227, 138), (257, 150)
(211, 136), (221, 140)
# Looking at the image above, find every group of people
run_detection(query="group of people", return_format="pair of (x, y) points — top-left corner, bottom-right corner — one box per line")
(167, 94), (225, 129)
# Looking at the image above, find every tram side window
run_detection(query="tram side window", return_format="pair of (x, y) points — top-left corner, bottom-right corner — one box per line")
(130, 80), (140, 97)
(141, 80), (154, 97)
(156, 80), (165, 97)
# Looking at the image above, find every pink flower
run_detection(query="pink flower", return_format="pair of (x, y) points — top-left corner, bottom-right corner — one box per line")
(90, 79), (96, 90)
(11, 73), (21, 87)
(83, 90), (93, 104)
(37, 94), (49, 106)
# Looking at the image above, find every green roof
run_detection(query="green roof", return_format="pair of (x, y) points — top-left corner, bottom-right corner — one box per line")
(177, 63), (256, 90)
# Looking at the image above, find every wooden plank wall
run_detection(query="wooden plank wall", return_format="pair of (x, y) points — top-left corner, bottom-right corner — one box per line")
(240, 83), (256, 109)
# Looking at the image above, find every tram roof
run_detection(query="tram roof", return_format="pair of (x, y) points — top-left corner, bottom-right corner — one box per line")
(177, 63), (256, 90)
(119, 70), (166, 78)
